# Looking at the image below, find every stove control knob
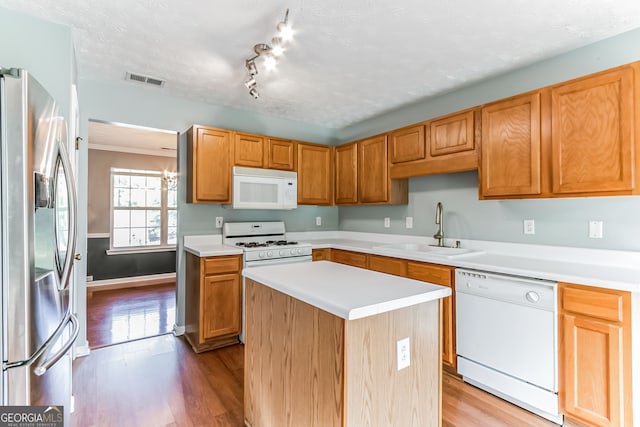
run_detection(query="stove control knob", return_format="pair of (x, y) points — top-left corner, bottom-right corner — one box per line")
(297, 248), (303, 254)
(526, 291), (540, 303)
(279, 250), (286, 256)
(267, 251), (273, 257)
(290, 249), (296, 255)
(259, 251), (266, 258)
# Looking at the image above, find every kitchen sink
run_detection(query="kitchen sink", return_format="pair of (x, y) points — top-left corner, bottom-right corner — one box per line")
(372, 242), (482, 258)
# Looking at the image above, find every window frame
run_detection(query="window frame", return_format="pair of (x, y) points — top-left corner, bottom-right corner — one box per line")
(108, 167), (177, 254)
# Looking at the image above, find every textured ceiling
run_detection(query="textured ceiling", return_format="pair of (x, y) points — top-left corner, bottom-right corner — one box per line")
(2, 0), (640, 128)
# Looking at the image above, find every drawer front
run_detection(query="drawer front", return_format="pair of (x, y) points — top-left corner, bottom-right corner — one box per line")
(367, 255), (407, 277)
(561, 284), (627, 323)
(331, 250), (367, 268)
(406, 262), (453, 286)
(204, 255), (242, 275)
(312, 248), (331, 261)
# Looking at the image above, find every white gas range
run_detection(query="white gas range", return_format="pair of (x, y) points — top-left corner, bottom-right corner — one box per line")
(222, 221), (312, 266)
(222, 221), (312, 343)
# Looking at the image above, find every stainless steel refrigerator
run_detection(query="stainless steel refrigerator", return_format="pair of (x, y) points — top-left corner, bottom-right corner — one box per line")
(1, 68), (79, 424)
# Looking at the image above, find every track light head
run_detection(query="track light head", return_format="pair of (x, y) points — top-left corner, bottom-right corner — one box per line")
(244, 77), (257, 89)
(249, 87), (259, 99)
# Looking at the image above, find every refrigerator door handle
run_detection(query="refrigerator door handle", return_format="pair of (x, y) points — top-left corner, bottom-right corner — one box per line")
(2, 311), (71, 371)
(33, 314), (79, 376)
(55, 140), (77, 291)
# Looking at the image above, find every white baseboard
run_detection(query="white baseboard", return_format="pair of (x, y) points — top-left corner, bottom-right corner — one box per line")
(87, 272), (175, 292)
(73, 340), (91, 358)
(173, 324), (185, 336)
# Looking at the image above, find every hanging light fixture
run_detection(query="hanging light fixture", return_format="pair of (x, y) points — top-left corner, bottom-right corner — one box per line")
(243, 9), (294, 99)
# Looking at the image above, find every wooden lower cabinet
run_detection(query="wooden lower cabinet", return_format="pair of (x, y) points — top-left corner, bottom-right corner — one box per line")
(312, 248), (331, 261)
(330, 249), (367, 268)
(185, 253), (242, 352)
(559, 283), (633, 427)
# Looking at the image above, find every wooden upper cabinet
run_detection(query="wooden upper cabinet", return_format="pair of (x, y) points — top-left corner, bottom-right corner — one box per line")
(187, 125), (232, 203)
(358, 135), (389, 203)
(297, 142), (334, 205)
(267, 138), (296, 171)
(551, 67), (635, 195)
(389, 124), (426, 164)
(429, 110), (475, 158)
(480, 92), (542, 198)
(234, 132), (265, 167)
(335, 142), (358, 205)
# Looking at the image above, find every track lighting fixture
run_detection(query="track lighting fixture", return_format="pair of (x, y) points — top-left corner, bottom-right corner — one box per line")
(243, 8), (294, 99)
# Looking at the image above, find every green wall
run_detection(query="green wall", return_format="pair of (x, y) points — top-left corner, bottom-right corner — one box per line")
(338, 27), (640, 251)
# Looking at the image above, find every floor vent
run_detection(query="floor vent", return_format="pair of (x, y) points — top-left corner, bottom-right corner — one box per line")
(125, 72), (166, 87)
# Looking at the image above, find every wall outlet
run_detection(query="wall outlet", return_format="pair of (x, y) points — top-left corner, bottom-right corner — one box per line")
(215, 217), (224, 228)
(384, 217), (390, 228)
(405, 217), (413, 229)
(397, 337), (410, 371)
(589, 220), (603, 238)
(523, 219), (535, 235)
(316, 216), (322, 226)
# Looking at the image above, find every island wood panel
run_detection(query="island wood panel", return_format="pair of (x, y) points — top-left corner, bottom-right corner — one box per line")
(551, 67), (634, 195)
(335, 142), (359, 204)
(267, 138), (296, 170)
(244, 279), (344, 427)
(187, 126), (232, 203)
(406, 262), (456, 368)
(480, 92), (542, 197)
(344, 300), (441, 427)
(233, 132), (265, 167)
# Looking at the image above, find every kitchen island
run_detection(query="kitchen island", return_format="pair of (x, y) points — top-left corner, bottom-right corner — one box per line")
(242, 261), (451, 427)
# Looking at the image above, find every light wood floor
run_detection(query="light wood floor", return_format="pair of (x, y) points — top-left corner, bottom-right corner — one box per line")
(86, 283), (176, 349)
(71, 334), (562, 427)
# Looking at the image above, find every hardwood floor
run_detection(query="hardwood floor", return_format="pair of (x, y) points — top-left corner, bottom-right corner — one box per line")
(71, 335), (562, 427)
(86, 283), (176, 349)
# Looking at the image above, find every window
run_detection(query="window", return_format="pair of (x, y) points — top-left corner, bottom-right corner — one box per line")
(110, 168), (177, 251)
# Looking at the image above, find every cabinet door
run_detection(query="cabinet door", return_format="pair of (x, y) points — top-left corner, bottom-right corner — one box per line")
(367, 255), (407, 276)
(389, 124), (426, 164)
(480, 92), (541, 197)
(551, 68), (634, 194)
(188, 126), (231, 203)
(561, 313), (624, 427)
(234, 132), (265, 167)
(429, 110), (474, 158)
(201, 273), (241, 340)
(297, 143), (333, 205)
(335, 142), (358, 205)
(358, 135), (388, 203)
(267, 138), (296, 170)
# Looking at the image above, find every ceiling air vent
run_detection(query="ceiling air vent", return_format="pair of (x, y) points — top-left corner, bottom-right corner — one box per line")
(125, 72), (166, 87)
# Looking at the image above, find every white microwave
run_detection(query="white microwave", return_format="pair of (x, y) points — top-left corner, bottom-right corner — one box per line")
(232, 166), (298, 210)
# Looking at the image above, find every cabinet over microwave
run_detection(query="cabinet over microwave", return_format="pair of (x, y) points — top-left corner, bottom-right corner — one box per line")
(232, 166), (298, 210)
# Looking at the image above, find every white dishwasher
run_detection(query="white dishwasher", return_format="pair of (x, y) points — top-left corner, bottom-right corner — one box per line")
(455, 268), (562, 425)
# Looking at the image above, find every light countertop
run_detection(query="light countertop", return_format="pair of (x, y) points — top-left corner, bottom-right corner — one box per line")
(243, 261), (451, 320)
(183, 234), (242, 257)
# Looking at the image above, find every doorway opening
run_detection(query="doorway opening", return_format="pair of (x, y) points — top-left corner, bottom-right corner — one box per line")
(86, 119), (178, 348)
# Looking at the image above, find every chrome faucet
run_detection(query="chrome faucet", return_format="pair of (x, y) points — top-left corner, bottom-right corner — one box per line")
(433, 202), (444, 247)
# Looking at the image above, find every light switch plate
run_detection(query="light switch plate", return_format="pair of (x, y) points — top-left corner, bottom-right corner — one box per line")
(589, 221), (603, 238)
(405, 217), (413, 229)
(397, 337), (410, 371)
(384, 217), (390, 228)
(215, 217), (223, 228)
(523, 219), (535, 235)
(316, 216), (322, 226)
